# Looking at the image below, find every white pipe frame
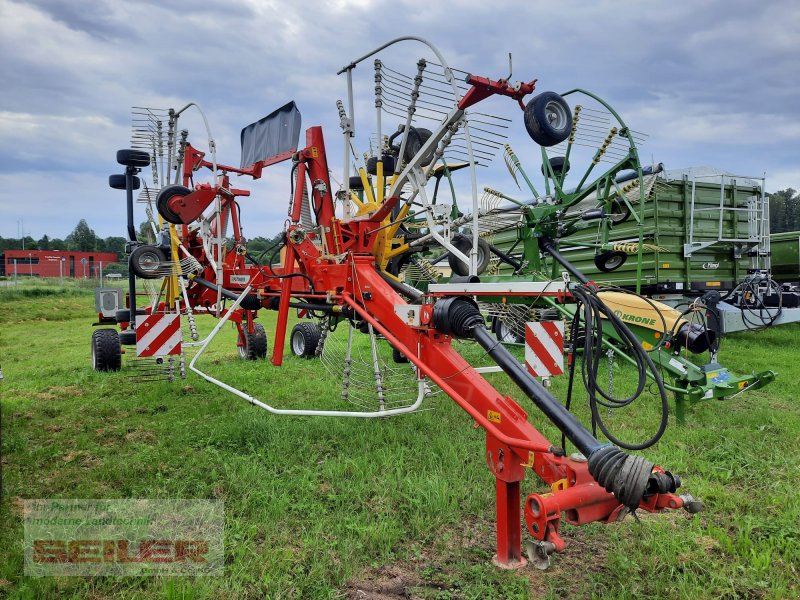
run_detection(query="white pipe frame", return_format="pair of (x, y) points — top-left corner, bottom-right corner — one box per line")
(338, 36), (480, 275)
(188, 286), (428, 418)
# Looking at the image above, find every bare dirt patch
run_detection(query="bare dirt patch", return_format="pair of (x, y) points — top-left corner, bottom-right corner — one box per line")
(344, 563), (443, 600)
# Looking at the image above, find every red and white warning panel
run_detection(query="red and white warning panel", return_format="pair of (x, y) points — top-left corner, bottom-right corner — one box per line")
(136, 314), (182, 357)
(524, 321), (564, 377)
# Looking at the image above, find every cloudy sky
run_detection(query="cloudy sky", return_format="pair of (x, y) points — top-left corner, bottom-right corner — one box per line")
(1, 0), (798, 242)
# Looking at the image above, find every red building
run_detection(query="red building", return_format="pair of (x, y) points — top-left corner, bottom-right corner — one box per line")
(0, 250), (119, 278)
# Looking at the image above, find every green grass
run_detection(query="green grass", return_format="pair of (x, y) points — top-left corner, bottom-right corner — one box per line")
(0, 282), (798, 599)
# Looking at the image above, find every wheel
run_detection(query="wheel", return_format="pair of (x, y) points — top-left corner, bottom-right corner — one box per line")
(156, 184), (192, 224)
(401, 127), (434, 166)
(348, 176), (365, 191)
(448, 234), (490, 277)
(290, 322), (321, 358)
(367, 155), (395, 176)
(609, 200), (632, 225)
(119, 330), (137, 345)
(392, 346), (409, 363)
(129, 245), (168, 279)
(91, 329), (121, 371)
(493, 317), (523, 344)
(524, 92), (572, 147)
(238, 322), (267, 360)
(594, 250), (628, 272)
(541, 156), (570, 178)
(116, 149), (151, 168)
(108, 174), (139, 190)
(115, 308), (147, 324)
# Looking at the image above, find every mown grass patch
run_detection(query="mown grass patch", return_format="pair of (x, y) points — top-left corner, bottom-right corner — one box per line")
(0, 283), (798, 599)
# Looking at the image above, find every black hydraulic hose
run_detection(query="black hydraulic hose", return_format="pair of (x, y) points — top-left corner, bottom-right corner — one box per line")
(432, 296), (681, 508)
(539, 236), (668, 449)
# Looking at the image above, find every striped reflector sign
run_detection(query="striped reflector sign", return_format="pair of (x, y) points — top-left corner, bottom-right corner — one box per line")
(135, 314), (182, 357)
(524, 321), (564, 377)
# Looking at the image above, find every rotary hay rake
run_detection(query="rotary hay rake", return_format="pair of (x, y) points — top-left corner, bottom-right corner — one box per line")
(102, 37), (702, 569)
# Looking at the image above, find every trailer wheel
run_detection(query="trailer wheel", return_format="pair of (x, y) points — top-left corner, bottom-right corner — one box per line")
(119, 330), (137, 346)
(524, 92), (572, 147)
(594, 250), (628, 272)
(129, 245), (168, 279)
(108, 174), (139, 190)
(392, 346), (409, 363)
(493, 317), (524, 344)
(609, 200), (632, 225)
(92, 329), (122, 371)
(290, 322), (321, 358)
(156, 184), (192, 224)
(448, 235), (490, 277)
(541, 156), (570, 178)
(238, 322), (267, 360)
(116, 149), (151, 168)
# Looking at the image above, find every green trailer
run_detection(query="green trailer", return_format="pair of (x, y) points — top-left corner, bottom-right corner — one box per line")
(770, 231), (800, 284)
(482, 168), (771, 297)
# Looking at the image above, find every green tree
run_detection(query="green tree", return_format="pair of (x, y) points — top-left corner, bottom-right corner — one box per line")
(66, 219), (98, 251)
(769, 188), (799, 233)
(38, 235), (50, 250)
(104, 236), (127, 259)
(50, 238), (66, 250)
(138, 220), (155, 244)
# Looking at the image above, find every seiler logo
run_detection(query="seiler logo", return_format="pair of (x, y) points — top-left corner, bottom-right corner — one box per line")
(33, 539), (209, 564)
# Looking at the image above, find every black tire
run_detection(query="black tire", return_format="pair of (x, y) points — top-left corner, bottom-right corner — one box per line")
(609, 200), (632, 225)
(366, 155), (395, 176)
(541, 156), (570, 178)
(524, 92), (572, 147)
(91, 329), (122, 371)
(238, 322), (267, 360)
(392, 346), (409, 363)
(156, 184), (192, 225)
(290, 322), (321, 358)
(119, 330), (137, 345)
(109, 174), (140, 190)
(401, 127), (434, 166)
(594, 250), (628, 272)
(348, 176), (365, 191)
(448, 234), (490, 277)
(117, 149), (151, 168)
(115, 308), (148, 323)
(129, 245), (168, 279)
(493, 317), (523, 344)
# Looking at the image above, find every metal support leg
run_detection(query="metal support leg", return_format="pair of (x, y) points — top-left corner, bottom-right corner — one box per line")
(492, 478), (527, 569)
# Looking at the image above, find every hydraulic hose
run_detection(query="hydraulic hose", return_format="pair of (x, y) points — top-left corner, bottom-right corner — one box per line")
(432, 296), (679, 508)
(539, 235), (669, 450)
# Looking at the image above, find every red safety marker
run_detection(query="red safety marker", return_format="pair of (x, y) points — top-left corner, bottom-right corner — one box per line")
(136, 314), (182, 357)
(524, 321), (564, 377)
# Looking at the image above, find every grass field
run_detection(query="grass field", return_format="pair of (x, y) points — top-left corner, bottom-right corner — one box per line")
(0, 281), (798, 599)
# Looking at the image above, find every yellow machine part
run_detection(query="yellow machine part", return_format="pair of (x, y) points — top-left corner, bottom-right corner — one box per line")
(597, 292), (686, 335)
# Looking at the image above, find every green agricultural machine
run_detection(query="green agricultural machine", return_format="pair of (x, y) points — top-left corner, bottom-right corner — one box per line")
(387, 90), (776, 420)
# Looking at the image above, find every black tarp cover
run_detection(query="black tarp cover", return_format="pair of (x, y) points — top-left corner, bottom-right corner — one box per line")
(240, 101), (302, 168)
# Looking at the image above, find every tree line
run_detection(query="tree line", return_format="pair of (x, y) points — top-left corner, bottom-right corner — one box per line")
(769, 188), (800, 234)
(1, 219), (285, 261)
